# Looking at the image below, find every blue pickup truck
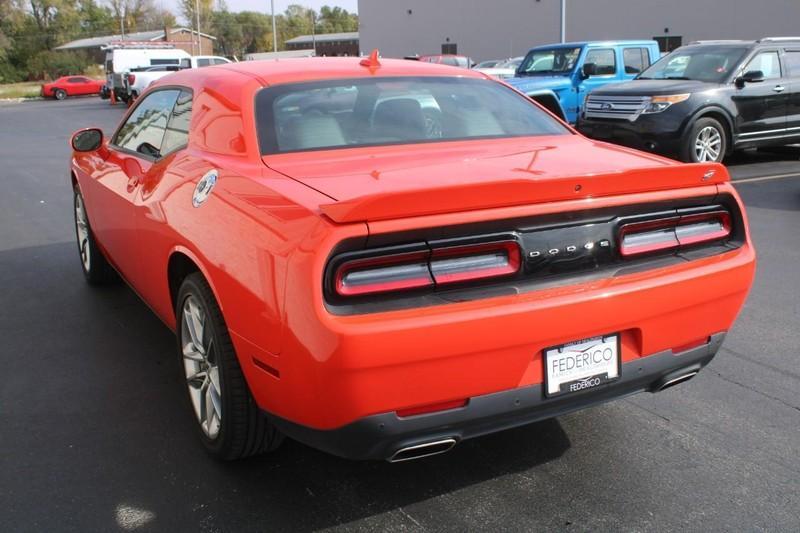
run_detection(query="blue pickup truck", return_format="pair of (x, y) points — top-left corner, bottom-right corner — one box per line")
(506, 40), (661, 123)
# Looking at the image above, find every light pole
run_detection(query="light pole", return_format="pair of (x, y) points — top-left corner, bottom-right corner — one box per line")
(311, 11), (316, 55)
(560, 0), (566, 43)
(271, 0), (278, 53)
(195, 0), (202, 55)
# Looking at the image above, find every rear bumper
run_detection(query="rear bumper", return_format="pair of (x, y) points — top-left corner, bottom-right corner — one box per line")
(269, 333), (724, 460)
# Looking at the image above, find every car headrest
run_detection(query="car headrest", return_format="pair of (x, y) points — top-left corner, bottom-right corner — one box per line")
(280, 115), (345, 151)
(372, 98), (426, 139)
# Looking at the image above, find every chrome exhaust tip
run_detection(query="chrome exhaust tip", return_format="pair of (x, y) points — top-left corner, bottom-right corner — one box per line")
(655, 371), (699, 392)
(388, 438), (457, 463)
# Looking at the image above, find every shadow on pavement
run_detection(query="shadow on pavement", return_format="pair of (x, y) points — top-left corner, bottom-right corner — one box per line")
(1, 242), (571, 531)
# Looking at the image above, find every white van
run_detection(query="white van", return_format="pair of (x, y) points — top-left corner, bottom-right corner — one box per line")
(103, 43), (190, 102)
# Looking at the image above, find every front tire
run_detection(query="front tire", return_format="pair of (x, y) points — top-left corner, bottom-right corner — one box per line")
(73, 189), (118, 285)
(54, 89), (67, 100)
(681, 117), (727, 163)
(177, 273), (284, 460)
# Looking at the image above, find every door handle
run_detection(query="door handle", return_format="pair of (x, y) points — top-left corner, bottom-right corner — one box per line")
(773, 85), (786, 93)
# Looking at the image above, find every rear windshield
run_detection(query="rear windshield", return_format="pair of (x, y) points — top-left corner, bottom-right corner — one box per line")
(255, 76), (569, 154)
(637, 46), (749, 83)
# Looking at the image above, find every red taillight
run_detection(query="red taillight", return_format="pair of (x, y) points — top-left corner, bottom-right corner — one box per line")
(396, 399), (468, 417)
(333, 241), (521, 297)
(620, 211), (731, 257)
(127, 74), (135, 84)
(430, 241), (521, 284)
(335, 250), (433, 297)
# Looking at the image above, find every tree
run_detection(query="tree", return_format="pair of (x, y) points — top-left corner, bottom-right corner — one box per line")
(179, 0), (213, 37)
(316, 5), (357, 34)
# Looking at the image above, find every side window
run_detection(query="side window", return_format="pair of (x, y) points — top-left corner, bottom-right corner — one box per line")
(113, 89), (180, 158)
(442, 57), (459, 67)
(197, 58), (211, 67)
(584, 49), (616, 75)
(67, 77), (84, 83)
(623, 48), (650, 74)
(744, 51), (782, 79)
(785, 51), (800, 76)
(161, 90), (192, 155)
(213, 58), (229, 65)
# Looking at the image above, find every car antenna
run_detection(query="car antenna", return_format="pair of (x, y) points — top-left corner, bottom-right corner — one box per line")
(360, 49), (381, 69)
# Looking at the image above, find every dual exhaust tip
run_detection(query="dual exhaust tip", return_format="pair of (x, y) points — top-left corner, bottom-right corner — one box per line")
(388, 371), (699, 462)
(389, 438), (457, 463)
(654, 370), (699, 392)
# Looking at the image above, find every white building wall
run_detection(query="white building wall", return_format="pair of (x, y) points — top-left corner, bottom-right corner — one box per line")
(358, 0), (800, 61)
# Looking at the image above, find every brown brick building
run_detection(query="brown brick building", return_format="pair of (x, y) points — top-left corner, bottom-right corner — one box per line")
(285, 32), (359, 57)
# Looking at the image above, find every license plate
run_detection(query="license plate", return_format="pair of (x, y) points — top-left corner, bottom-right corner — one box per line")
(544, 335), (620, 397)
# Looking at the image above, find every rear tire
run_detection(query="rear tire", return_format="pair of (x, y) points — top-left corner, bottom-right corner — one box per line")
(54, 89), (67, 100)
(73, 189), (118, 285)
(177, 273), (284, 460)
(681, 117), (727, 163)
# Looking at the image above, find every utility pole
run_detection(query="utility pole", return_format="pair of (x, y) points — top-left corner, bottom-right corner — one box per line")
(311, 11), (316, 55)
(560, 0), (566, 43)
(195, 0), (202, 55)
(271, 0), (278, 52)
(120, 7), (125, 40)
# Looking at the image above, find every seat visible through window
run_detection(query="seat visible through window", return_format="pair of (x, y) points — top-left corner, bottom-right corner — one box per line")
(280, 115), (346, 151)
(372, 98), (426, 140)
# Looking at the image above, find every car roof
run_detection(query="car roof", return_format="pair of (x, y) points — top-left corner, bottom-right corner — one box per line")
(528, 40), (657, 50)
(167, 56), (487, 88)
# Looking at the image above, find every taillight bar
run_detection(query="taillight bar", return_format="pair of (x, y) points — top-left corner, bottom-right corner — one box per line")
(334, 240), (521, 298)
(430, 241), (521, 284)
(335, 250), (433, 297)
(620, 210), (731, 257)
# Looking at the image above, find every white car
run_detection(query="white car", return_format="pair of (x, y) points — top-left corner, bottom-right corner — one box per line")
(125, 55), (232, 101)
(475, 57), (524, 80)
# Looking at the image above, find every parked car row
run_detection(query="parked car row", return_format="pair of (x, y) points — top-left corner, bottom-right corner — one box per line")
(475, 36), (800, 163)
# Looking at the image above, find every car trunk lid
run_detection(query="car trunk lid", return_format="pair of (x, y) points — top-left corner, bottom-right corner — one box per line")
(262, 135), (728, 223)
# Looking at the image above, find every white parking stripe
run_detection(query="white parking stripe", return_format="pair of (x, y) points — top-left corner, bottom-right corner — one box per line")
(732, 172), (800, 184)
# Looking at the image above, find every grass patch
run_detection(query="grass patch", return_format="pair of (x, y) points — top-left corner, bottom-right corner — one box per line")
(0, 81), (42, 99)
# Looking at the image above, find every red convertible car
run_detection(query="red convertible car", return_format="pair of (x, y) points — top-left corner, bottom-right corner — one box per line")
(69, 55), (755, 462)
(41, 76), (104, 100)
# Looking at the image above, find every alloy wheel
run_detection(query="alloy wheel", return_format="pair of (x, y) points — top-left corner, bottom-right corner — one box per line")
(694, 126), (722, 162)
(181, 295), (222, 439)
(74, 194), (91, 272)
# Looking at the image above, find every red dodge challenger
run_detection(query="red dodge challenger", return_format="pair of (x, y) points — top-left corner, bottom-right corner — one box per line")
(41, 76), (104, 100)
(69, 55), (755, 462)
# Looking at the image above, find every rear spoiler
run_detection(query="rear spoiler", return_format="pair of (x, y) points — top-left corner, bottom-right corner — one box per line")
(319, 163), (728, 223)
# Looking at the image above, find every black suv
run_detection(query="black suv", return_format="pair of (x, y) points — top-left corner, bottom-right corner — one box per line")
(577, 38), (800, 162)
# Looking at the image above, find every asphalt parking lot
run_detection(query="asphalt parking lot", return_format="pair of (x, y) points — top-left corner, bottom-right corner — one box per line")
(1, 97), (798, 532)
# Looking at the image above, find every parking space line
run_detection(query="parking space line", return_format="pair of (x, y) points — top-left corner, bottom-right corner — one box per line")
(732, 172), (800, 184)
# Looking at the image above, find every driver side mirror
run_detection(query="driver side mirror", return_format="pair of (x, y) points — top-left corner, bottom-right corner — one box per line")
(580, 62), (597, 79)
(71, 128), (103, 152)
(736, 70), (765, 87)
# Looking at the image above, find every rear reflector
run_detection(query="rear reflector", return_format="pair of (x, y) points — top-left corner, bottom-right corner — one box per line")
(671, 337), (710, 354)
(396, 399), (468, 417)
(333, 240), (521, 297)
(620, 211), (731, 257)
